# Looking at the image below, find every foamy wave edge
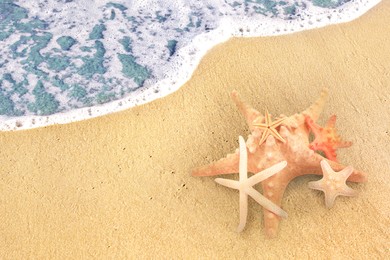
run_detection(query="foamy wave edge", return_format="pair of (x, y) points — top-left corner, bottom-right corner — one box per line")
(0, 0), (381, 131)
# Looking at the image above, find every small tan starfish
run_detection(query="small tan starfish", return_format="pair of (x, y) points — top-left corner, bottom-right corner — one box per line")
(308, 160), (358, 208)
(253, 110), (286, 146)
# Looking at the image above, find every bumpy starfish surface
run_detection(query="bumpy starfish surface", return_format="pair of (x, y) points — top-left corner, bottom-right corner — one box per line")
(192, 89), (367, 238)
(305, 115), (352, 162)
(253, 110), (286, 145)
(215, 136), (288, 232)
(308, 160), (357, 208)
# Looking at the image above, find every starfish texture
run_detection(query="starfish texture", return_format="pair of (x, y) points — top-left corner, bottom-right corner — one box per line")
(192, 89), (367, 238)
(215, 136), (288, 232)
(253, 110), (286, 145)
(305, 115), (352, 162)
(308, 160), (358, 208)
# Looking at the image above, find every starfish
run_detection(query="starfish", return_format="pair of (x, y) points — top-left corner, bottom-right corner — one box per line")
(215, 136), (288, 232)
(192, 89), (367, 238)
(305, 115), (352, 162)
(308, 160), (358, 208)
(253, 110), (286, 146)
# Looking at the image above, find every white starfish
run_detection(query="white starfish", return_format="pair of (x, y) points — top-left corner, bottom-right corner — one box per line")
(215, 136), (288, 232)
(308, 160), (358, 208)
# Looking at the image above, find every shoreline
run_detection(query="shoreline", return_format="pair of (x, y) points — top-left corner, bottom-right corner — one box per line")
(0, 0), (381, 131)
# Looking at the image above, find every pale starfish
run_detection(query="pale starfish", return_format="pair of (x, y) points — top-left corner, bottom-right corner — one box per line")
(192, 89), (367, 238)
(305, 115), (352, 162)
(253, 110), (286, 146)
(215, 136), (288, 232)
(308, 160), (358, 208)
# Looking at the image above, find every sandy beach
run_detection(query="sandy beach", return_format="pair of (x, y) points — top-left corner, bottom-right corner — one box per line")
(1, 1), (389, 259)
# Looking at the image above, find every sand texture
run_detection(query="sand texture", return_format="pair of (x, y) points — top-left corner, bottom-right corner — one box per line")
(1, 2), (389, 259)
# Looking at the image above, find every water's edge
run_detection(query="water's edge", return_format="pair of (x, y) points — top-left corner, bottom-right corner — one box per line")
(0, 0), (381, 131)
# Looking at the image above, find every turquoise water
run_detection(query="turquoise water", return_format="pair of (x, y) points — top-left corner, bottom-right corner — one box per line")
(0, 0), (380, 129)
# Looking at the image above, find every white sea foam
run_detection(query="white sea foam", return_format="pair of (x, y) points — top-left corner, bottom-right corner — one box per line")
(0, 0), (382, 131)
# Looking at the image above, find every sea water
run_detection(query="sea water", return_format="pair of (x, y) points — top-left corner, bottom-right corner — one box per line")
(0, 0), (381, 130)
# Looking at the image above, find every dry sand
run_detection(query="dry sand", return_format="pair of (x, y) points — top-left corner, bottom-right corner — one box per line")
(1, 2), (389, 259)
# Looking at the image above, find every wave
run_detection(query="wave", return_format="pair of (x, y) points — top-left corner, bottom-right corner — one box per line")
(0, 0), (381, 131)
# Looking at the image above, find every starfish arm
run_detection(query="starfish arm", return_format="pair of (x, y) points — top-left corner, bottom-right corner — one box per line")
(322, 146), (338, 162)
(308, 179), (325, 192)
(247, 161), (287, 187)
(270, 117), (286, 128)
(326, 114), (337, 128)
(309, 181), (358, 208)
(258, 128), (270, 146)
(237, 191), (248, 232)
(325, 159), (368, 183)
(264, 110), (271, 125)
(246, 187), (288, 218)
(339, 165), (354, 180)
(191, 153), (239, 177)
(307, 154), (367, 183)
(214, 178), (240, 189)
(252, 122), (267, 128)
(238, 136), (248, 181)
(269, 127), (286, 143)
(334, 141), (353, 149)
(339, 185), (358, 197)
(320, 159), (334, 174)
(324, 192), (338, 208)
(261, 187), (286, 238)
(231, 91), (261, 131)
(301, 88), (329, 122)
(305, 115), (322, 135)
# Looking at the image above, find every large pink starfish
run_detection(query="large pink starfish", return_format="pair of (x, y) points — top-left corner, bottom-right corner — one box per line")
(192, 89), (367, 238)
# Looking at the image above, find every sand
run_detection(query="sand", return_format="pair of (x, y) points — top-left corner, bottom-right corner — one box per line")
(1, 2), (389, 259)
